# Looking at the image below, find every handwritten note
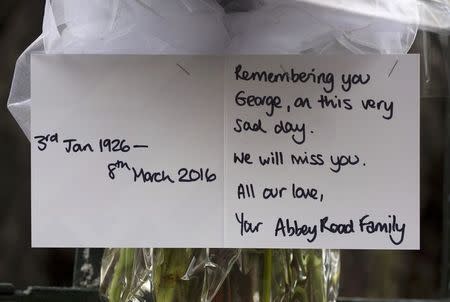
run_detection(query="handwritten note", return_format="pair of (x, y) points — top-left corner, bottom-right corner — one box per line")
(224, 55), (419, 249)
(31, 54), (419, 248)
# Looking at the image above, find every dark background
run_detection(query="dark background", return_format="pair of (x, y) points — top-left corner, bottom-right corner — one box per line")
(0, 0), (447, 298)
(0, 0), (74, 288)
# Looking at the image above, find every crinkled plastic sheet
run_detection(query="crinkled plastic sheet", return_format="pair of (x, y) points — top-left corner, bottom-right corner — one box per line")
(100, 248), (340, 302)
(11, 0), (445, 139)
(6, 0), (448, 301)
(100, 249), (241, 302)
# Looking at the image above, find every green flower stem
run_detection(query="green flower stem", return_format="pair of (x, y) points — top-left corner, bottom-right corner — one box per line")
(108, 248), (135, 302)
(154, 249), (196, 301)
(263, 249), (273, 302)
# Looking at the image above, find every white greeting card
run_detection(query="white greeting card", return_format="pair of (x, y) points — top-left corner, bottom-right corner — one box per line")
(31, 54), (419, 248)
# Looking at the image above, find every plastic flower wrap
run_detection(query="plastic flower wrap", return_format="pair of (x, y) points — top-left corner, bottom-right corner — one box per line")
(100, 249), (340, 302)
(42, 0), (229, 54)
(101, 249), (241, 302)
(8, 0), (430, 140)
(224, 0), (418, 54)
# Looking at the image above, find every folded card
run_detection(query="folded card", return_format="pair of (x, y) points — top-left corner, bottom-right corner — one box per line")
(31, 54), (419, 248)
